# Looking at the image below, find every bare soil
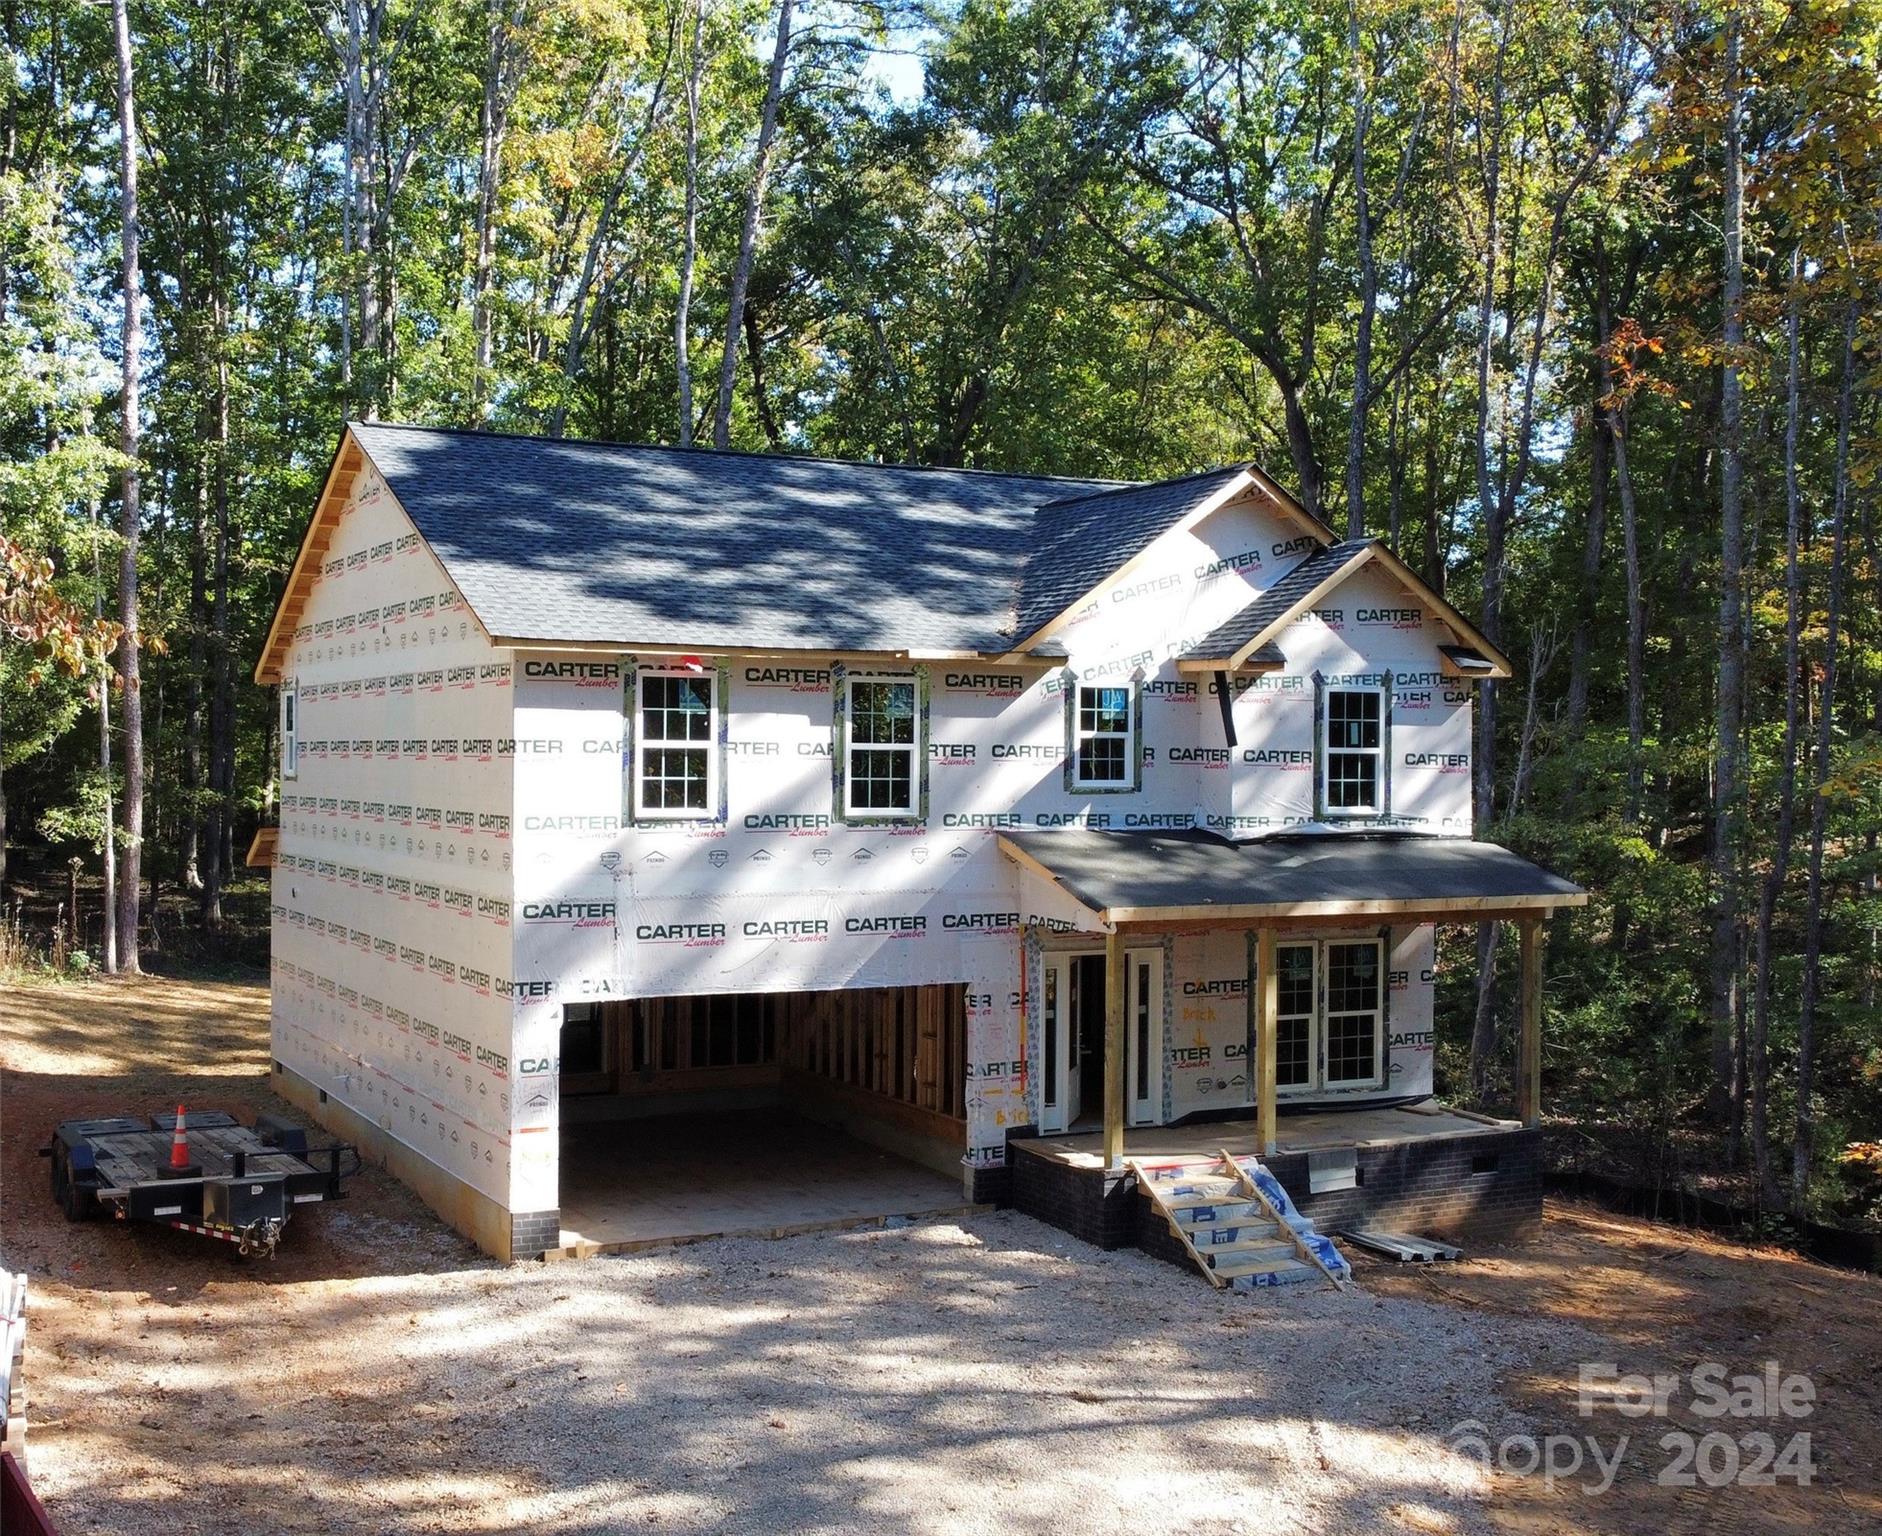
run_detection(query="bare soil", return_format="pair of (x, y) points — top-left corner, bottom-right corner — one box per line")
(3, 975), (1877, 1535)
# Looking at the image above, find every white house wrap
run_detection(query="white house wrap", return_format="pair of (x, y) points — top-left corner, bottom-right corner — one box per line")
(255, 424), (1581, 1259)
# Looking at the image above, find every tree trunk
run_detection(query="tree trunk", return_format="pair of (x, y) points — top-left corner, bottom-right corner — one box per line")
(1466, 5), (1508, 1099)
(111, 0), (143, 975)
(674, 0), (704, 445)
(90, 509), (117, 974)
(1610, 409), (1645, 824)
(472, 0), (528, 417)
(1750, 251), (1807, 1203)
(202, 306), (233, 927)
(1564, 260), (1612, 743)
(1794, 294), (1858, 1210)
(711, 0), (792, 449)
(1343, 0), (1374, 539)
(1708, 16), (1747, 1118)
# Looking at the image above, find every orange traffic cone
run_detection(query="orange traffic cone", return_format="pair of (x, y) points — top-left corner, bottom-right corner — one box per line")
(169, 1104), (190, 1169)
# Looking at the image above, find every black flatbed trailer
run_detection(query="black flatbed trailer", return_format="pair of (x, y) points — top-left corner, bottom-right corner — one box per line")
(43, 1111), (356, 1257)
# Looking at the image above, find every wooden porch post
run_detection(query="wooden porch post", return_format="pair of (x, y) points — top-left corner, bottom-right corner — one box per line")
(1517, 915), (1543, 1127)
(1103, 926), (1125, 1169)
(1255, 926), (1278, 1155)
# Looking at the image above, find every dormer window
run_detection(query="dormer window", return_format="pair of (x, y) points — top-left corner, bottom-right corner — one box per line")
(1072, 685), (1136, 789)
(1321, 686), (1384, 815)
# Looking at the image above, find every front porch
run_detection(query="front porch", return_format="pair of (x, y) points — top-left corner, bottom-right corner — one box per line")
(996, 828), (1583, 1254)
(1009, 1105), (1539, 1252)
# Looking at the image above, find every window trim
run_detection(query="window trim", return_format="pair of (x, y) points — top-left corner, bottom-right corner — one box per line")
(1264, 935), (1389, 1097)
(1069, 681), (1140, 791)
(1318, 680), (1388, 819)
(1319, 935), (1388, 1089)
(836, 667), (926, 823)
(281, 680), (299, 780)
(630, 665), (722, 823)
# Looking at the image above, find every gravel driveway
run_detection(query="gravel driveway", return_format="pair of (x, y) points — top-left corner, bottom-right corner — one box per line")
(16, 1207), (1558, 1536)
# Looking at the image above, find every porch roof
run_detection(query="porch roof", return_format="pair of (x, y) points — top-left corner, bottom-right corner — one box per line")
(998, 828), (1586, 925)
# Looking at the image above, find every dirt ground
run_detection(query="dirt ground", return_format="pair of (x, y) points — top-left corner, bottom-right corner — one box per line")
(3, 976), (1878, 1536)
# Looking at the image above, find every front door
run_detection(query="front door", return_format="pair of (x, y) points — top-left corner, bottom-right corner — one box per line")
(1038, 948), (1165, 1132)
(1273, 937), (1386, 1094)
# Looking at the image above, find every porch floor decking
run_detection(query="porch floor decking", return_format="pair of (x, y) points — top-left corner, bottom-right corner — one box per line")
(556, 1109), (980, 1256)
(1011, 1103), (1517, 1170)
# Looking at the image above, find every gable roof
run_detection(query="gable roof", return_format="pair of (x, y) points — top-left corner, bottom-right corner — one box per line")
(1006, 463), (1337, 650)
(255, 423), (1460, 685)
(333, 423), (1124, 660)
(1178, 539), (1373, 666)
(1175, 538), (1513, 679)
(1009, 467), (1251, 644)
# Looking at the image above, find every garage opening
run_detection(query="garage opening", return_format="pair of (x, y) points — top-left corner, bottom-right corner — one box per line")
(555, 984), (972, 1252)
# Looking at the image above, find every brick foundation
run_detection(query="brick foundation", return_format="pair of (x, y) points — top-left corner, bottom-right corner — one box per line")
(509, 1208), (563, 1259)
(1010, 1126), (1541, 1259)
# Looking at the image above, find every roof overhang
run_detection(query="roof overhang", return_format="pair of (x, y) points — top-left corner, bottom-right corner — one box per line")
(245, 827), (279, 869)
(254, 426), (366, 686)
(999, 828), (1586, 929)
(1223, 543), (1512, 681)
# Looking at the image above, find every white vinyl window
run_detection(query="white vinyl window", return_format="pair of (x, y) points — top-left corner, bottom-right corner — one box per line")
(845, 674), (920, 817)
(1322, 686), (1384, 815)
(1073, 684), (1135, 788)
(281, 681), (299, 779)
(634, 669), (717, 818)
(1322, 939), (1385, 1086)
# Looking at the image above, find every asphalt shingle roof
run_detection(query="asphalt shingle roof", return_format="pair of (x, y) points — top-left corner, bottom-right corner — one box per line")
(1010, 467), (1253, 642)
(1001, 827), (1587, 916)
(1178, 539), (1375, 661)
(349, 423), (1127, 654)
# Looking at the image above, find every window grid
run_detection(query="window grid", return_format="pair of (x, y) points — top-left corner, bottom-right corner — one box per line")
(1074, 685), (1133, 788)
(1276, 945), (1315, 1088)
(847, 677), (919, 816)
(636, 672), (715, 817)
(1323, 941), (1382, 1085)
(1323, 688), (1383, 813)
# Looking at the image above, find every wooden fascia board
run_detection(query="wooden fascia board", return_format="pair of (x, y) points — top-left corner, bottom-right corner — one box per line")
(1001, 469), (1260, 656)
(254, 428), (362, 685)
(995, 836), (1106, 923)
(244, 827), (279, 868)
(1225, 545), (1375, 668)
(1366, 542), (1513, 679)
(1242, 462), (1338, 545)
(1104, 890), (1588, 925)
(257, 431), (497, 683)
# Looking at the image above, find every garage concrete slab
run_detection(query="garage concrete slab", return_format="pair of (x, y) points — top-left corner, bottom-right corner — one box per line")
(555, 1110), (981, 1256)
